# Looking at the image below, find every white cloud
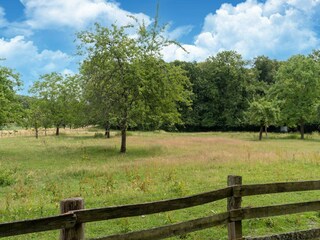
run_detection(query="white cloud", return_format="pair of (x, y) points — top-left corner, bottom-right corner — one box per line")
(0, 36), (73, 89)
(166, 25), (194, 40)
(0, 6), (8, 27)
(163, 0), (320, 62)
(61, 68), (75, 76)
(20, 0), (152, 29)
(0, 5), (33, 37)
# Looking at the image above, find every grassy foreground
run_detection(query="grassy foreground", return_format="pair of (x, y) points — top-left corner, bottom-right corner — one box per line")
(0, 130), (319, 239)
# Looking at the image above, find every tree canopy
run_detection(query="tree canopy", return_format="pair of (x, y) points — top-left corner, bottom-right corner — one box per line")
(78, 20), (192, 153)
(29, 73), (84, 135)
(1, 18), (320, 146)
(270, 54), (320, 139)
(0, 64), (21, 128)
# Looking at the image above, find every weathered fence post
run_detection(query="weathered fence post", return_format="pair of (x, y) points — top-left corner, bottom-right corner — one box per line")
(227, 175), (242, 240)
(60, 198), (84, 240)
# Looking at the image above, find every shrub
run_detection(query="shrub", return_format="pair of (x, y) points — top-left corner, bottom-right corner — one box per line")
(94, 132), (105, 138)
(0, 169), (15, 187)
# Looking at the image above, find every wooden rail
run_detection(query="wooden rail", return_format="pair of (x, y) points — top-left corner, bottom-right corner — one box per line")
(89, 213), (230, 240)
(0, 214), (76, 237)
(74, 187), (232, 223)
(0, 176), (319, 240)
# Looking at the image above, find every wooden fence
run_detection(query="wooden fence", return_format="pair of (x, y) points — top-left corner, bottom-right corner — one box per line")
(0, 175), (319, 240)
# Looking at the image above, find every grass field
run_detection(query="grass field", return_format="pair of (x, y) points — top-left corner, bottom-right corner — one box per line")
(0, 129), (319, 239)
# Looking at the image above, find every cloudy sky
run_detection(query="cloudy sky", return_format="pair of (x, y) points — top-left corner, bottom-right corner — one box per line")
(0, 0), (320, 92)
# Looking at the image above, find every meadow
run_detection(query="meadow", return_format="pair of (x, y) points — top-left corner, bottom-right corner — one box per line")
(0, 129), (319, 239)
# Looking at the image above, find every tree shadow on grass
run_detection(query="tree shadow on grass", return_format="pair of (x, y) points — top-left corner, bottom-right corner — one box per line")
(44, 143), (164, 164)
(82, 145), (163, 160)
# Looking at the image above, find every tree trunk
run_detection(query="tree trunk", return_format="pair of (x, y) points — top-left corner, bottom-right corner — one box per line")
(105, 124), (110, 139)
(265, 125), (268, 138)
(120, 127), (127, 153)
(300, 122), (305, 140)
(259, 125), (263, 141)
(35, 125), (39, 139)
(105, 129), (110, 139)
(44, 128), (47, 136)
(56, 126), (60, 136)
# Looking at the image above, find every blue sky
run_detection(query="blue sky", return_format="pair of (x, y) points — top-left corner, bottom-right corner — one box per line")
(0, 0), (320, 92)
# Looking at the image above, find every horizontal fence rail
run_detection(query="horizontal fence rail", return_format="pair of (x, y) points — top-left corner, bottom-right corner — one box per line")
(240, 180), (320, 196)
(0, 213), (76, 237)
(230, 200), (320, 221)
(0, 177), (319, 240)
(74, 187), (232, 223)
(89, 212), (230, 240)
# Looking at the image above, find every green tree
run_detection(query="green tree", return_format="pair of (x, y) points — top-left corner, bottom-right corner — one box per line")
(199, 51), (255, 128)
(271, 55), (320, 139)
(29, 73), (82, 135)
(78, 20), (191, 153)
(171, 61), (203, 129)
(26, 98), (47, 138)
(63, 74), (86, 129)
(83, 73), (114, 138)
(0, 65), (22, 128)
(245, 98), (280, 140)
(253, 56), (279, 85)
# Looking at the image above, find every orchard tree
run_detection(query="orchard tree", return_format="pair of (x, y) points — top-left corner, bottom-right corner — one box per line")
(26, 98), (47, 138)
(30, 73), (65, 135)
(78, 23), (140, 149)
(30, 73), (83, 135)
(63, 74), (85, 128)
(271, 55), (320, 139)
(0, 65), (22, 128)
(83, 74), (114, 138)
(245, 98), (280, 140)
(78, 19), (192, 153)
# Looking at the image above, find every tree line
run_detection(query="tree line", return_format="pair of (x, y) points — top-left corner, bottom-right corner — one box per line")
(1, 19), (320, 152)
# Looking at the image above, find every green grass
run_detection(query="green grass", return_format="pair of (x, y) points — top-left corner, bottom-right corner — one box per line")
(0, 130), (319, 239)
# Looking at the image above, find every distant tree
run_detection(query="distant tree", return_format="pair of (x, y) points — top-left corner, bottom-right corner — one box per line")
(310, 50), (320, 126)
(253, 56), (279, 85)
(0, 64), (22, 128)
(171, 61), (204, 129)
(271, 55), (320, 139)
(30, 73), (83, 135)
(245, 98), (280, 140)
(78, 18), (192, 153)
(26, 98), (45, 138)
(30, 73), (64, 135)
(63, 74), (85, 128)
(189, 60), (220, 128)
(199, 51), (255, 128)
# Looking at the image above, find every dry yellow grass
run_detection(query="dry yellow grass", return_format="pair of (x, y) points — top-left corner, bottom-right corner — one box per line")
(0, 130), (319, 239)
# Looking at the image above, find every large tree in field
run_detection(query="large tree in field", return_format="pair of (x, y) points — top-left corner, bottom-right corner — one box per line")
(271, 55), (320, 139)
(78, 19), (192, 153)
(0, 65), (21, 128)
